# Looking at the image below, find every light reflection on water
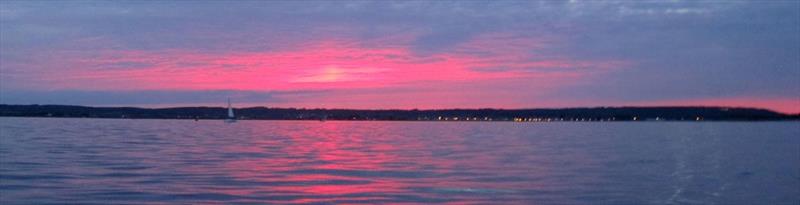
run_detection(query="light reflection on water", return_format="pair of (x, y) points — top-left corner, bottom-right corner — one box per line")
(0, 118), (798, 204)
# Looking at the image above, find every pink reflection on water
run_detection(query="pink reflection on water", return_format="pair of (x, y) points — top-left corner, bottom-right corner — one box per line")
(205, 121), (597, 203)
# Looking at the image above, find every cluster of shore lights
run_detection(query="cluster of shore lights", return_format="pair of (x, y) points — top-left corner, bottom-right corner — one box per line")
(512, 117), (616, 122)
(435, 116), (492, 121)
(432, 117), (611, 122)
(430, 116), (705, 122)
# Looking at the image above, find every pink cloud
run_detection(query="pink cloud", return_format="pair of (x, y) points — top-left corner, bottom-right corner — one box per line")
(28, 34), (619, 93)
(7, 32), (642, 109)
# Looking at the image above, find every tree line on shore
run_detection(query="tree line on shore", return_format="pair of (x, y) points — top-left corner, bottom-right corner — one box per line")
(1, 104), (797, 121)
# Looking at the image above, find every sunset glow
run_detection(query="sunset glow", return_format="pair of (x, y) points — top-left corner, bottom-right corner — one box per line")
(1, 1), (798, 113)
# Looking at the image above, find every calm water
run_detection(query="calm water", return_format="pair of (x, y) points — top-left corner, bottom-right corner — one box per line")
(0, 118), (798, 205)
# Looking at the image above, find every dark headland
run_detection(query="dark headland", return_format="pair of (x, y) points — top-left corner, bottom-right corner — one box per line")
(1, 104), (797, 121)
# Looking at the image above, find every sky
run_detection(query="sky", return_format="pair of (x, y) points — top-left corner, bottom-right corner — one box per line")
(1, 1), (798, 113)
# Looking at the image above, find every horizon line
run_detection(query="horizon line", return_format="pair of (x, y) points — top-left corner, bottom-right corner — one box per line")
(2, 103), (796, 115)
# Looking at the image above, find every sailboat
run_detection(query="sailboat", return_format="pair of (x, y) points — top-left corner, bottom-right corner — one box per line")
(225, 98), (237, 123)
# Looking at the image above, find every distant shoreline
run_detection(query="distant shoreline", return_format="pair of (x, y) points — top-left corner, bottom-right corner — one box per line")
(3, 116), (800, 123)
(2, 104), (797, 122)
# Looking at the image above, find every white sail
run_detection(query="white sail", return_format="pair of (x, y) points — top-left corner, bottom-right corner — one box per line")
(226, 98), (236, 123)
(227, 98), (234, 118)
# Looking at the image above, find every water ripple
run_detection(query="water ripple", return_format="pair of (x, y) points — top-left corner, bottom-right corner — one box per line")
(0, 118), (798, 204)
